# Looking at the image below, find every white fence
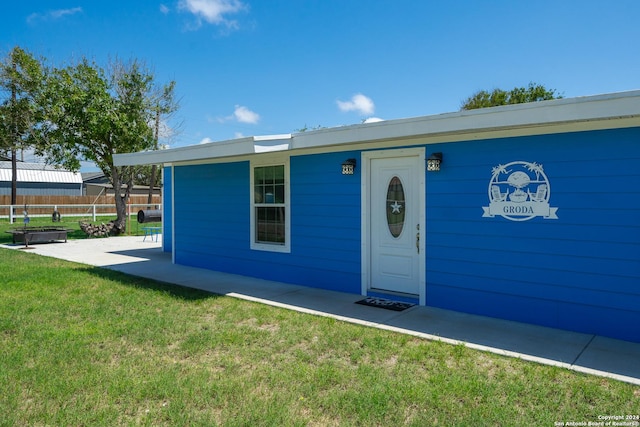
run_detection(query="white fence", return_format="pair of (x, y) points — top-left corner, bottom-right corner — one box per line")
(0, 203), (162, 223)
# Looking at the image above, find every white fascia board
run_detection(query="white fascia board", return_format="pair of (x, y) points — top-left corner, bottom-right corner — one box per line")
(114, 134), (292, 166)
(253, 134), (292, 153)
(291, 90), (640, 150)
(114, 91), (640, 166)
(114, 137), (254, 166)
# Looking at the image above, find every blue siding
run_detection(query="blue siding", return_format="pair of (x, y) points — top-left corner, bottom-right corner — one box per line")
(172, 153), (362, 293)
(289, 152), (361, 293)
(426, 128), (640, 342)
(173, 162), (250, 272)
(162, 166), (172, 253)
(168, 127), (640, 343)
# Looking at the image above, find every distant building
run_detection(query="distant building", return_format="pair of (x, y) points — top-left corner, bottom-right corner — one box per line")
(81, 171), (161, 197)
(81, 171), (110, 196)
(0, 161), (83, 196)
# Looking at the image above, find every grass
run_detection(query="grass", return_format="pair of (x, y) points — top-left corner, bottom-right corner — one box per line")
(1, 250), (639, 426)
(0, 216), (161, 245)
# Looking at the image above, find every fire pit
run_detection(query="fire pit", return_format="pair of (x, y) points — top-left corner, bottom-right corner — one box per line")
(6, 227), (73, 245)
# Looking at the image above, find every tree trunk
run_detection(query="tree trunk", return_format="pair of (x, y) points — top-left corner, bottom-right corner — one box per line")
(111, 167), (130, 234)
(148, 109), (159, 206)
(10, 148), (17, 205)
(147, 164), (156, 206)
(114, 193), (128, 234)
(10, 148), (17, 222)
(10, 61), (17, 222)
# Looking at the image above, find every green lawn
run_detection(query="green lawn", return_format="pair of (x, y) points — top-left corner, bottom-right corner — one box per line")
(0, 216), (161, 245)
(1, 249), (638, 426)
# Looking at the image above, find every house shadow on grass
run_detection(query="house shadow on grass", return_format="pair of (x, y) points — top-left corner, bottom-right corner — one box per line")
(78, 264), (220, 302)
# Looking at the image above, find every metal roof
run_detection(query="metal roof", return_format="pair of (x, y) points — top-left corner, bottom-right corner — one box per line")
(114, 90), (640, 167)
(0, 161), (83, 184)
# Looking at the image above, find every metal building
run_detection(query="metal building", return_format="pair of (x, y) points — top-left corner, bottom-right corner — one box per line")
(0, 161), (83, 196)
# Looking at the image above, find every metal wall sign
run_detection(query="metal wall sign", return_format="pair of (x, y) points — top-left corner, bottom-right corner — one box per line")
(482, 161), (558, 221)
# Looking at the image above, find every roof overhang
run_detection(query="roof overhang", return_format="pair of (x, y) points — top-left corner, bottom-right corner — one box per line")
(115, 134), (292, 166)
(114, 90), (640, 167)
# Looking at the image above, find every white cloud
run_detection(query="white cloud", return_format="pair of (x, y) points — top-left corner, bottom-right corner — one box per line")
(178, 0), (246, 28)
(337, 93), (375, 116)
(159, 4), (170, 14)
(214, 105), (260, 124)
(233, 105), (260, 124)
(52, 7), (82, 18)
(363, 117), (384, 123)
(199, 137), (214, 144)
(27, 7), (83, 24)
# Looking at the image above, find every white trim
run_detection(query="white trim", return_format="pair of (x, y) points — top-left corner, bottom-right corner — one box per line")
(291, 91), (640, 151)
(249, 155), (291, 253)
(114, 91), (640, 167)
(115, 135), (291, 166)
(361, 147), (426, 305)
(121, 113), (640, 171)
(171, 165), (176, 264)
(161, 166), (165, 248)
(360, 155), (368, 296)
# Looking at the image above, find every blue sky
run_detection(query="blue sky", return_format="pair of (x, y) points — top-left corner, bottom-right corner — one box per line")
(3, 1), (640, 158)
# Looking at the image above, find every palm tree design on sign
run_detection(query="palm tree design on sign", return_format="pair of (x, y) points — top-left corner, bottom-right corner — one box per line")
(491, 164), (511, 178)
(484, 160), (557, 221)
(490, 164), (511, 202)
(526, 162), (544, 180)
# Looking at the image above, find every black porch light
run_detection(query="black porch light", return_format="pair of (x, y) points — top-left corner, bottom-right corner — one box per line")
(342, 158), (357, 175)
(427, 152), (443, 172)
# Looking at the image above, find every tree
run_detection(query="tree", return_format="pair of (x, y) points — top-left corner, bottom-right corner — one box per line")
(147, 81), (177, 205)
(295, 124), (324, 132)
(460, 82), (562, 110)
(34, 57), (176, 233)
(0, 47), (44, 214)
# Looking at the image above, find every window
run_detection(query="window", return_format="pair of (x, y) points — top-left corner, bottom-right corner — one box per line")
(251, 160), (290, 252)
(386, 176), (406, 238)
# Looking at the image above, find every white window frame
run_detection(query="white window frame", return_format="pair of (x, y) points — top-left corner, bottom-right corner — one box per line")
(250, 157), (291, 253)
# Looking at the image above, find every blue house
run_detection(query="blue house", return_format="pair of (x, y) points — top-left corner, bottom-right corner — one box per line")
(115, 91), (640, 343)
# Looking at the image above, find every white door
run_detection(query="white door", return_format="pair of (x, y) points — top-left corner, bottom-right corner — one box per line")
(369, 154), (423, 296)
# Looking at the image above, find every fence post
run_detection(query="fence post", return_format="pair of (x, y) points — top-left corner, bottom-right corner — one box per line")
(9, 205), (14, 224)
(92, 205), (96, 221)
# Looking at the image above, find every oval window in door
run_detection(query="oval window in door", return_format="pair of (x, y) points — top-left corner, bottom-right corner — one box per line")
(386, 176), (405, 238)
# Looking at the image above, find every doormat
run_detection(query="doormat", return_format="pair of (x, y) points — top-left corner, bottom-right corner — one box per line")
(355, 297), (415, 312)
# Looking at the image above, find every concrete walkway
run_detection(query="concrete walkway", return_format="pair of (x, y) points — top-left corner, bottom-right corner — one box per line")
(4, 236), (640, 386)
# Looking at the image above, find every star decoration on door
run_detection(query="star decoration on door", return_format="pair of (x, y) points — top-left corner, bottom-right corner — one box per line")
(390, 201), (403, 214)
